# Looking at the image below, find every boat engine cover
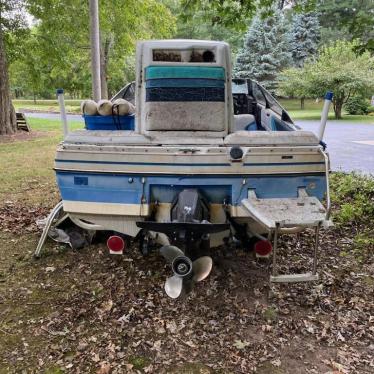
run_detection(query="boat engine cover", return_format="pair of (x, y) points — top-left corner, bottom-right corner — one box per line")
(171, 189), (209, 223)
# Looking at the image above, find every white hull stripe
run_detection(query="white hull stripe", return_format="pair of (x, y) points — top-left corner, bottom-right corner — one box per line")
(63, 201), (150, 216)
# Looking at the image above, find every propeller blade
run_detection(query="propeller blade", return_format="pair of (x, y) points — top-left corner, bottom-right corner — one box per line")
(160, 245), (184, 263)
(192, 256), (213, 282)
(165, 275), (183, 299)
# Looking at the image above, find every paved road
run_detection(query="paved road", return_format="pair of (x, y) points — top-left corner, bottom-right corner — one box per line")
(25, 112), (84, 122)
(297, 120), (374, 175)
(25, 113), (374, 174)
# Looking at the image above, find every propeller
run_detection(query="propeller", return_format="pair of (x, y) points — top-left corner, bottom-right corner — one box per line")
(160, 245), (213, 299)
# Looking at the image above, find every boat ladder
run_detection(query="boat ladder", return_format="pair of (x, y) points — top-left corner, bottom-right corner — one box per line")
(241, 187), (331, 283)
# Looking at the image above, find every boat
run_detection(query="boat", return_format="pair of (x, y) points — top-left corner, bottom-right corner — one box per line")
(36, 40), (333, 298)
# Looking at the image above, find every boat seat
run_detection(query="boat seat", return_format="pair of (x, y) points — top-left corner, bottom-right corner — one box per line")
(144, 66), (226, 132)
(63, 129), (319, 147)
(224, 130), (319, 146)
(234, 114), (257, 131)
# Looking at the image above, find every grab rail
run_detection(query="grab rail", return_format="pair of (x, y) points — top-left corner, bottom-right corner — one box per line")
(57, 88), (69, 138)
(320, 148), (331, 220)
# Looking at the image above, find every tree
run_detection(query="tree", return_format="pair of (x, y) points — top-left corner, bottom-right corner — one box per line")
(0, 0), (26, 135)
(289, 11), (320, 68)
(277, 67), (311, 106)
(278, 41), (374, 119)
(234, 10), (291, 93)
(288, 10), (320, 108)
(163, 0), (244, 55)
(318, 0), (374, 53)
(180, 0), (316, 30)
(28, 0), (175, 99)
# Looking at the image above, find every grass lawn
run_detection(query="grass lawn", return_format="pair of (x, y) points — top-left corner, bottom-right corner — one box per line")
(0, 118), (81, 205)
(13, 99), (81, 114)
(0, 119), (373, 372)
(279, 99), (374, 123)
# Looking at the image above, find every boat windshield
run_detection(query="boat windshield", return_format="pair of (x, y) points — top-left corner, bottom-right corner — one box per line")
(232, 79), (248, 94)
(259, 85), (283, 117)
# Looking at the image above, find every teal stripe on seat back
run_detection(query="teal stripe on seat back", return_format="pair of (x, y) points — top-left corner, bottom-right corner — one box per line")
(145, 66), (225, 80)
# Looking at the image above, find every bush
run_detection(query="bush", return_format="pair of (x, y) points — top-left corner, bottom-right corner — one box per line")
(344, 96), (370, 115)
(330, 173), (374, 224)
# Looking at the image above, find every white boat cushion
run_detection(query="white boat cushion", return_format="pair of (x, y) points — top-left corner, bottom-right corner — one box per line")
(144, 102), (226, 131)
(234, 114), (256, 131)
(224, 131), (319, 146)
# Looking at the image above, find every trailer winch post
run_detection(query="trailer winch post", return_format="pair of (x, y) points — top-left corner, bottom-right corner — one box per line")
(57, 88), (69, 138)
(318, 92), (333, 142)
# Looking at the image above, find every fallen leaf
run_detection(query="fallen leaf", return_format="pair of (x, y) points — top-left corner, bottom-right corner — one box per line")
(233, 340), (250, 349)
(97, 362), (111, 374)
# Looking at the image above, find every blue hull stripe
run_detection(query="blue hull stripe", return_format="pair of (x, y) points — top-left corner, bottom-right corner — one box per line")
(56, 171), (327, 204)
(55, 159), (324, 167)
(146, 78), (225, 89)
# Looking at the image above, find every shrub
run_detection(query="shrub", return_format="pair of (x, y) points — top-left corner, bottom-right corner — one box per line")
(330, 173), (374, 224)
(344, 96), (370, 115)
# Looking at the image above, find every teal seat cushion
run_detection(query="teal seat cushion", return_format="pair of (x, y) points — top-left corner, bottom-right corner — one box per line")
(145, 66), (225, 80)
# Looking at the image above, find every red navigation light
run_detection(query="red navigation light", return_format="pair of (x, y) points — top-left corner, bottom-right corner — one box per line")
(107, 235), (125, 254)
(254, 240), (272, 257)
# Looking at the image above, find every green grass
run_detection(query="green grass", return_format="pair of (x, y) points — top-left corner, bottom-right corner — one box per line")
(0, 118), (83, 205)
(28, 117), (83, 132)
(0, 133), (58, 204)
(13, 99), (81, 113)
(279, 98), (323, 111)
(279, 99), (374, 123)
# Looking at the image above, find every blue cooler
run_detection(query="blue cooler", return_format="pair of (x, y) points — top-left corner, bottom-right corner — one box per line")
(83, 114), (135, 130)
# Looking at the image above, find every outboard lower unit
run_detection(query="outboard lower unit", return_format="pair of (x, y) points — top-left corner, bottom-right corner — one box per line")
(137, 189), (228, 298)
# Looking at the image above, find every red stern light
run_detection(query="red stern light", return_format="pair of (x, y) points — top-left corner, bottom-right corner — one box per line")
(254, 240), (272, 257)
(107, 235), (125, 254)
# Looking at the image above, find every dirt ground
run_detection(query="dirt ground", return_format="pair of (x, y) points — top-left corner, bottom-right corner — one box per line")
(0, 198), (373, 374)
(0, 131), (49, 144)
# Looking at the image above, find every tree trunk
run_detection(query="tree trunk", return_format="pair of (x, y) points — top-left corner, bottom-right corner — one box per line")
(333, 99), (343, 119)
(100, 40), (109, 100)
(0, 26), (17, 135)
(100, 36), (113, 100)
(100, 52), (108, 99)
(300, 97), (305, 110)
